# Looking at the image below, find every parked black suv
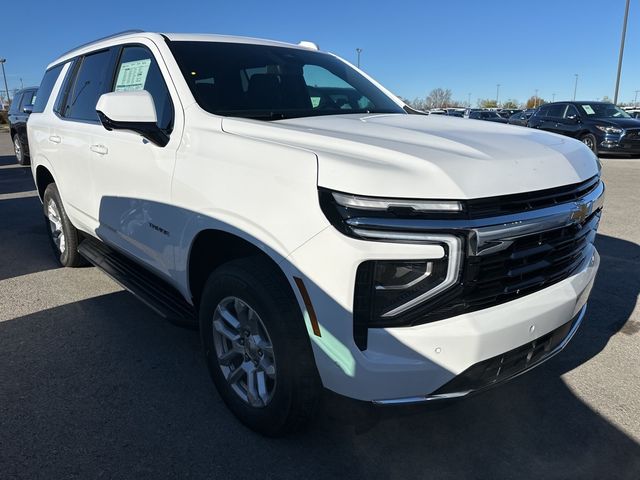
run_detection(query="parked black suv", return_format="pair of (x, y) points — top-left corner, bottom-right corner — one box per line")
(468, 110), (509, 123)
(528, 101), (640, 155)
(8, 87), (37, 165)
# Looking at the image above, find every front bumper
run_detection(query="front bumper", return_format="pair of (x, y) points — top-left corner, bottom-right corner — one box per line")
(285, 225), (599, 402)
(598, 133), (640, 154)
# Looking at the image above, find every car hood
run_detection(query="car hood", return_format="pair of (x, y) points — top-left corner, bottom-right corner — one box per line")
(589, 117), (640, 129)
(221, 113), (599, 199)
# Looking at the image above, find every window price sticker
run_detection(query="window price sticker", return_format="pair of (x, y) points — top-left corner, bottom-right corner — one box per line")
(115, 59), (151, 92)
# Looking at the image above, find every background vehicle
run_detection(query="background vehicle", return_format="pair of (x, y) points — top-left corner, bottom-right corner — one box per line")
(528, 101), (640, 155)
(508, 109), (536, 127)
(8, 87), (37, 165)
(468, 110), (509, 123)
(498, 108), (522, 118)
(28, 31), (602, 436)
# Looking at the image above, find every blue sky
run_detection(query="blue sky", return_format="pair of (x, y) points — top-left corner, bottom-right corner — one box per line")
(3, 0), (640, 105)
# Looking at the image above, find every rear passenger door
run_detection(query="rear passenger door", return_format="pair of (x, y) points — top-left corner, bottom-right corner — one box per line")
(89, 42), (183, 279)
(49, 48), (118, 231)
(541, 104), (567, 134)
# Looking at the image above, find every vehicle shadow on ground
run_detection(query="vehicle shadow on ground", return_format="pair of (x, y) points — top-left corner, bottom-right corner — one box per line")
(0, 155), (61, 282)
(1, 232), (639, 479)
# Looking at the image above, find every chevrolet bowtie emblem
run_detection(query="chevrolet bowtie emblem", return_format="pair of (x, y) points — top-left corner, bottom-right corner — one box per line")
(569, 201), (591, 224)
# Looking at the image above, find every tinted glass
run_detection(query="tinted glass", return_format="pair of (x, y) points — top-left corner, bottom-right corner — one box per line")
(62, 49), (114, 122)
(32, 64), (64, 113)
(534, 105), (549, 117)
(168, 41), (404, 120)
(112, 46), (174, 131)
(20, 90), (35, 108)
(9, 93), (23, 114)
(564, 105), (579, 118)
(546, 104), (566, 117)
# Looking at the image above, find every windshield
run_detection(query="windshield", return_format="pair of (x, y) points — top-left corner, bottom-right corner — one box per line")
(578, 103), (631, 118)
(167, 41), (405, 120)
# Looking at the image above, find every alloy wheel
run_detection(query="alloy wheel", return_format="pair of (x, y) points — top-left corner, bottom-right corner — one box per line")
(582, 136), (595, 151)
(13, 137), (22, 164)
(47, 199), (66, 253)
(212, 296), (276, 407)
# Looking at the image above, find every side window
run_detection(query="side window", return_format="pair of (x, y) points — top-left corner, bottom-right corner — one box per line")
(546, 104), (566, 118)
(32, 64), (64, 113)
(20, 90), (35, 108)
(535, 105), (549, 117)
(564, 105), (579, 118)
(9, 93), (23, 114)
(61, 49), (114, 122)
(112, 46), (174, 132)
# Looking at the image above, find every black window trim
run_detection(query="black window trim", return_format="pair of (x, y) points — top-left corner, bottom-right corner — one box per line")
(54, 47), (118, 125)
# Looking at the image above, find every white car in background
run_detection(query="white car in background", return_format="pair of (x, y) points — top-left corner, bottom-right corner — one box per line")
(28, 30), (602, 436)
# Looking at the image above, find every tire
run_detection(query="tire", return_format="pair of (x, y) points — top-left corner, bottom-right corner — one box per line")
(580, 133), (598, 155)
(43, 183), (86, 267)
(199, 257), (321, 436)
(13, 135), (29, 166)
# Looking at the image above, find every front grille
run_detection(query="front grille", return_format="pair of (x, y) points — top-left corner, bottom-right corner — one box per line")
(623, 128), (640, 143)
(400, 210), (599, 325)
(432, 310), (582, 397)
(465, 175), (599, 218)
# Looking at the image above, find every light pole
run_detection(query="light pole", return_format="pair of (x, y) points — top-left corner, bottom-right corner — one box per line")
(356, 48), (362, 69)
(635, 90), (640, 108)
(0, 59), (10, 106)
(496, 84), (501, 107)
(614, 0), (631, 104)
(573, 74), (579, 101)
(467, 92), (472, 107)
(552, 93), (556, 102)
(534, 89), (539, 108)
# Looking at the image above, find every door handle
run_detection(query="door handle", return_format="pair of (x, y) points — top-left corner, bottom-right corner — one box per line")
(49, 135), (61, 144)
(90, 144), (108, 155)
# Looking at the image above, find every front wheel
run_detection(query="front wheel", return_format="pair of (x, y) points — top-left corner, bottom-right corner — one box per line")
(43, 183), (86, 267)
(199, 257), (321, 436)
(580, 133), (598, 154)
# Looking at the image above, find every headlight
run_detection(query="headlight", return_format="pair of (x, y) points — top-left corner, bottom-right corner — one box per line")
(352, 231), (463, 349)
(595, 125), (623, 134)
(332, 191), (462, 213)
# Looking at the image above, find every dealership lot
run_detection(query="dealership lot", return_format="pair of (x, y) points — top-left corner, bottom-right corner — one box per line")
(0, 130), (639, 478)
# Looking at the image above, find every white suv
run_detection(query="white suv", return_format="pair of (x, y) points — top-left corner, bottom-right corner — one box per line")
(28, 30), (603, 435)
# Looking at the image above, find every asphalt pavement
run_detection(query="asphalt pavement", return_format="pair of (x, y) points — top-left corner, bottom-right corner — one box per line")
(1, 129), (639, 479)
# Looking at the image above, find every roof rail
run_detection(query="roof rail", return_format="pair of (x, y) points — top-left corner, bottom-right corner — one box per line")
(57, 29), (145, 58)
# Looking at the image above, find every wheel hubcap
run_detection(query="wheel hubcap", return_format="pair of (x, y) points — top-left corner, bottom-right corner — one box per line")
(14, 137), (22, 162)
(582, 137), (594, 150)
(47, 199), (65, 253)
(212, 297), (276, 407)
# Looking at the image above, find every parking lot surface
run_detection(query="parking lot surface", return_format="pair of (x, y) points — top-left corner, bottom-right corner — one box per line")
(1, 130), (639, 479)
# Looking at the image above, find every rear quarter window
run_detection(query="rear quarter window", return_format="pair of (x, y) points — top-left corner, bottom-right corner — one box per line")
(32, 64), (64, 113)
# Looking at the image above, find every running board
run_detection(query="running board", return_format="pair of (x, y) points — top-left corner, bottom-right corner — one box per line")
(78, 237), (197, 328)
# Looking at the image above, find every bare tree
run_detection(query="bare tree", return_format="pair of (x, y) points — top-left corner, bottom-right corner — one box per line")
(425, 88), (453, 109)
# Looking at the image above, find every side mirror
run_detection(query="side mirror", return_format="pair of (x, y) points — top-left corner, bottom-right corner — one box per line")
(96, 91), (169, 147)
(23, 104), (33, 114)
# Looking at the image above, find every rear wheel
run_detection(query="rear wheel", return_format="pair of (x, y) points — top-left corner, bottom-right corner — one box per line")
(43, 183), (86, 267)
(199, 257), (321, 436)
(13, 135), (29, 166)
(580, 133), (598, 154)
